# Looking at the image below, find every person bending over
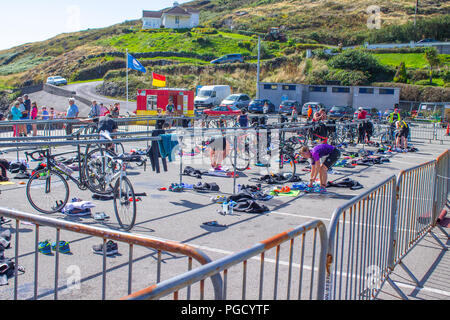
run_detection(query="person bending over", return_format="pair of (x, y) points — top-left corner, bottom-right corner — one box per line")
(300, 144), (341, 193)
(208, 133), (230, 171)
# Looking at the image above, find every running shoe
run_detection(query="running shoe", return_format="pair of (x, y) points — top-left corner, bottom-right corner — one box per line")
(38, 240), (52, 255)
(51, 241), (71, 254)
(318, 187), (328, 194)
(92, 240), (118, 256)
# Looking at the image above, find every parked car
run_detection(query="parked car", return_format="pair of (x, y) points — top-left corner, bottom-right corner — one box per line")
(194, 85), (231, 109)
(417, 38), (437, 44)
(210, 54), (244, 64)
(301, 102), (324, 116)
(248, 99), (276, 114)
(354, 107), (373, 119)
(220, 94), (251, 110)
(202, 105), (242, 117)
(278, 100), (300, 114)
(46, 76), (67, 86)
(328, 106), (354, 119)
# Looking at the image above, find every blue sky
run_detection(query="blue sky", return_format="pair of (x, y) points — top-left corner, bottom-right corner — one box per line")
(0, 0), (192, 50)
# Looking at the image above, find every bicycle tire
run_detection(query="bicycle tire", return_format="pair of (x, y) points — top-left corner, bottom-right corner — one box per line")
(84, 147), (118, 195)
(26, 169), (69, 214)
(269, 153), (296, 183)
(113, 176), (137, 231)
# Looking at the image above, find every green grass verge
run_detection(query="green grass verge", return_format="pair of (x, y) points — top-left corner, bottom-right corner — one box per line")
(96, 29), (258, 57)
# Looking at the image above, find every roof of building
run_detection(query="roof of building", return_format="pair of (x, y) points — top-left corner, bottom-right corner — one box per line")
(162, 6), (191, 16)
(143, 5), (199, 19)
(143, 10), (163, 18)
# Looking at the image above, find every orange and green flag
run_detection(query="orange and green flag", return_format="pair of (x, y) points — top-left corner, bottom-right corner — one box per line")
(152, 72), (166, 87)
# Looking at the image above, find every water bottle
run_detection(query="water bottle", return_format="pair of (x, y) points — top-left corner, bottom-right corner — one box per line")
(237, 184), (242, 193)
(222, 202), (229, 215)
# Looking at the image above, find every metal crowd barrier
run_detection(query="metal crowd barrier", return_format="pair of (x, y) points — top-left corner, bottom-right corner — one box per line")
(435, 149), (450, 223)
(325, 176), (397, 300)
(122, 220), (328, 300)
(0, 207), (222, 300)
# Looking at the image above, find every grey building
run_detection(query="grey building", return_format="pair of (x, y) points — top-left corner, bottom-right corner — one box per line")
(258, 82), (400, 111)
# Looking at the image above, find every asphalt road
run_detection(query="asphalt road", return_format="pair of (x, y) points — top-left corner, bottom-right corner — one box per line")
(0, 129), (448, 300)
(64, 81), (137, 114)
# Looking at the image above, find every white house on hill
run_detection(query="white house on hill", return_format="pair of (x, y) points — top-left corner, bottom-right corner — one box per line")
(142, 2), (199, 29)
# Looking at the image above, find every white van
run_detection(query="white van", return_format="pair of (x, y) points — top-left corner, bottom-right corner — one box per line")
(194, 85), (231, 109)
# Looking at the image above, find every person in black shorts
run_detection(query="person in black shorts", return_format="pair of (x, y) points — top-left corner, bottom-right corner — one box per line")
(395, 121), (409, 151)
(208, 134), (229, 170)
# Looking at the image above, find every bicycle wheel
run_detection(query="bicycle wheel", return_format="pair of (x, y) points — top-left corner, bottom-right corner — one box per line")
(113, 176), (136, 231)
(269, 153), (296, 183)
(380, 133), (392, 147)
(84, 147), (118, 194)
(229, 145), (251, 171)
(114, 143), (125, 155)
(26, 169), (69, 214)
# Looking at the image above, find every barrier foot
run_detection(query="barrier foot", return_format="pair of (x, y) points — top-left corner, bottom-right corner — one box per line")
(429, 230), (449, 251)
(386, 277), (409, 300)
(399, 261), (421, 288)
(436, 225), (449, 240)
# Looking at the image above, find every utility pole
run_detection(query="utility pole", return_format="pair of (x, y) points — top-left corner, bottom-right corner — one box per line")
(256, 36), (261, 99)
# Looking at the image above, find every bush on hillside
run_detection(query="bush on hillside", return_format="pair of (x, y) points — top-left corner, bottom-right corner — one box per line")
(373, 82), (450, 102)
(328, 50), (387, 75)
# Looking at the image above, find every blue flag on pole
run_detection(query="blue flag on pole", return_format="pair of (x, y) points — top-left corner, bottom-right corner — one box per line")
(127, 53), (146, 73)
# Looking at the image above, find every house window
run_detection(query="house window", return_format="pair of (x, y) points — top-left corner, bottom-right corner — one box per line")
(379, 88), (395, 95)
(359, 88), (374, 94)
(264, 84), (278, 90)
(282, 85), (296, 91)
(332, 87), (350, 93)
(309, 86), (327, 92)
(175, 16), (180, 24)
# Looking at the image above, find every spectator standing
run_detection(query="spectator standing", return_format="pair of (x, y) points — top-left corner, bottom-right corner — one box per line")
(41, 106), (50, 120)
(41, 106), (50, 135)
(111, 103), (120, 118)
(30, 102), (38, 136)
(10, 101), (24, 137)
(17, 97), (27, 136)
(66, 98), (79, 136)
(23, 95), (31, 134)
(99, 103), (108, 116)
(291, 106), (298, 123)
(89, 100), (101, 124)
(50, 107), (55, 120)
(263, 102), (269, 115)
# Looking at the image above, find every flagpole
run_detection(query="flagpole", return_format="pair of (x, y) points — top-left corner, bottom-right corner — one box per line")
(126, 49), (129, 112)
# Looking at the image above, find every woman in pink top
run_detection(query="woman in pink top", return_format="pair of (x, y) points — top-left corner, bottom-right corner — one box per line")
(31, 102), (38, 136)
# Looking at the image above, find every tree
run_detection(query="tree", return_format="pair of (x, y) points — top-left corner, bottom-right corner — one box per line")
(424, 48), (440, 84)
(393, 62), (408, 83)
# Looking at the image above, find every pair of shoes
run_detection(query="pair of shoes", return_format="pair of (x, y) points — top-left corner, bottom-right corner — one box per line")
(51, 241), (71, 254)
(92, 240), (118, 256)
(93, 212), (110, 221)
(273, 186), (291, 194)
(318, 186), (328, 194)
(169, 183), (183, 192)
(211, 196), (226, 204)
(39, 240), (71, 255)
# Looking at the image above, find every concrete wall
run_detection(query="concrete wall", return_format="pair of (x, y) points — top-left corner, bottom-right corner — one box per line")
(258, 83), (303, 109)
(43, 84), (76, 98)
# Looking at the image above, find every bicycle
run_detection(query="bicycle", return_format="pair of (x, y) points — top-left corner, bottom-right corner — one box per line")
(26, 139), (136, 231)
